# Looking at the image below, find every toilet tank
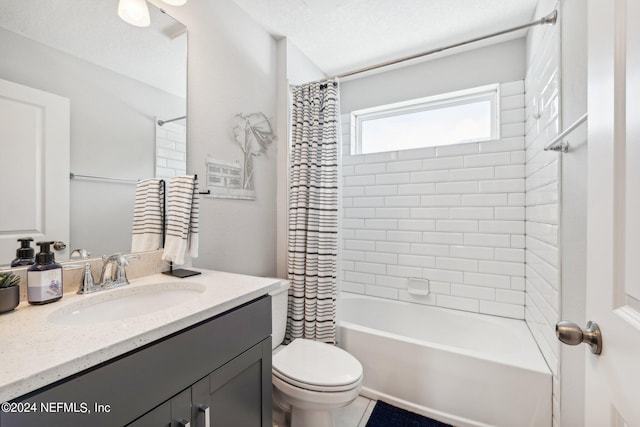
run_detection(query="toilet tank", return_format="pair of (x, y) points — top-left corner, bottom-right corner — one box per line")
(269, 280), (290, 350)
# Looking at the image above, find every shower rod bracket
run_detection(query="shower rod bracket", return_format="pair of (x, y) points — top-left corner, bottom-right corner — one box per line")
(546, 141), (569, 153)
(541, 10), (558, 26)
(544, 113), (588, 153)
(158, 115), (186, 126)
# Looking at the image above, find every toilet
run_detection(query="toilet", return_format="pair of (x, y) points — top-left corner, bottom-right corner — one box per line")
(269, 280), (363, 427)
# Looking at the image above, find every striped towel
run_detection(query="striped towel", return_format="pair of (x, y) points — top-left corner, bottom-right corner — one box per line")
(131, 178), (165, 252)
(162, 175), (199, 265)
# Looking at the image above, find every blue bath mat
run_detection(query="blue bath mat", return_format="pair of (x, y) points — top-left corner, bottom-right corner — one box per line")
(365, 401), (453, 427)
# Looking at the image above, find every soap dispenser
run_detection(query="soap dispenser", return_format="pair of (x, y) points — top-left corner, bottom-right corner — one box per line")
(11, 238), (35, 267)
(27, 241), (63, 305)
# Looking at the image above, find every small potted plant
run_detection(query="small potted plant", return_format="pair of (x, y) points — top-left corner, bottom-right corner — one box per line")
(0, 272), (21, 314)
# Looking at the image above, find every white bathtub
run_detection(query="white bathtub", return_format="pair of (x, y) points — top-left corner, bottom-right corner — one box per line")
(337, 292), (551, 427)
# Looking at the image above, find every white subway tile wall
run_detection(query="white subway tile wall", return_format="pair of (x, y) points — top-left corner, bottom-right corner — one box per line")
(340, 81), (526, 319)
(525, 19), (561, 427)
(155, 121), (187, 179)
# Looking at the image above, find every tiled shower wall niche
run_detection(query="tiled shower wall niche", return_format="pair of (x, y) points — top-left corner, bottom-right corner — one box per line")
(340, 80), (526, 319)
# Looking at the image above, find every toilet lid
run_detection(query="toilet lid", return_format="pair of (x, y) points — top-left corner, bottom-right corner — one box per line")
(272, 339), (363, 390)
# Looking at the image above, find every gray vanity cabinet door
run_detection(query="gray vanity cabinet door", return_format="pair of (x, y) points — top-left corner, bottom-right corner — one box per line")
(128, 402), (171, 427)
(195, 339), (272, 427)
(170, 388), (191, 427)
(191, 377), (210, 427)
(128, 388), (190, 427)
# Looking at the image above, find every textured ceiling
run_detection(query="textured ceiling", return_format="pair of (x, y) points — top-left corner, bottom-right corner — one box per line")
(0, 0), (187, 97)
(232, 0), (539, 76)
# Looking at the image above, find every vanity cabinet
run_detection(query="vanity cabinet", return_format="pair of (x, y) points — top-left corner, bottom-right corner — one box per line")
(127, 401), (171, 427)
(1, 296), (272, 427)
(129, 388), (190, 427)
(191, 340), (269, 426)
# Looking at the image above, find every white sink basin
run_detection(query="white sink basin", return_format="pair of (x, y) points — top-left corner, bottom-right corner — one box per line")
(48, 282), (206, 325)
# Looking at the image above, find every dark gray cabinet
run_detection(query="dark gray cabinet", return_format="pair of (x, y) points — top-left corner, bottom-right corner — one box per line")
(128, 387), (192, 427)
(1, 296), (272, 427)
(128, 401), (170, 427)
(192, 340), (272, 427)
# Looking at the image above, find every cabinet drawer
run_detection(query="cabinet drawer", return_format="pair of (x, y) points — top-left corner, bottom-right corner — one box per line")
(1, 295), (271, 427)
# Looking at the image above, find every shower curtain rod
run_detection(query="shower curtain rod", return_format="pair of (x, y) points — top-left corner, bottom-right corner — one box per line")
(544, 112), (588, 153)
(324, 10), (557, 81)
(157, 115), (186, 126)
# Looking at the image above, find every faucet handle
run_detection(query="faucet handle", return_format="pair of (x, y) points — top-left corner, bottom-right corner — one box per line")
(114, 265), (128, 284)
(113, 254), (139, 285)
(77, 263), (99, 294)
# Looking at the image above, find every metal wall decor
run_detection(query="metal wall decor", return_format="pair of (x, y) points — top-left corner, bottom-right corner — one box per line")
(205, 112), (275, 200)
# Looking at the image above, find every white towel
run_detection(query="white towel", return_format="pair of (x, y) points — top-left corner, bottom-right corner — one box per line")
(131, 178), (165, 252)
(162, 176), (199, 265)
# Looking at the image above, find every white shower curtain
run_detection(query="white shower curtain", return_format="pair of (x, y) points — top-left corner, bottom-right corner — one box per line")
(286, 79), (340, 344)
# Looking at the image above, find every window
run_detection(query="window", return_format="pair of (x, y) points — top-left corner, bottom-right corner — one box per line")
(351, 84), (499, 155)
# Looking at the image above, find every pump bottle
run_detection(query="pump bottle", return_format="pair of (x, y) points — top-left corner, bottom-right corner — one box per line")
(27, 241), (63, 304)
(11, 238), (35, 267)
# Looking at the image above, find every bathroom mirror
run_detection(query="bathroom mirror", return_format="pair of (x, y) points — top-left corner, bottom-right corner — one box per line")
(0, 0), (187, 265)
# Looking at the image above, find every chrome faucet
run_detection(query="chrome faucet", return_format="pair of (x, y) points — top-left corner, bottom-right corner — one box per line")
(98, 253), (139, 289)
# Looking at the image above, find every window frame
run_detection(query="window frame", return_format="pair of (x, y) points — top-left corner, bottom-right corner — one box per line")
(350, 84), (500, 155)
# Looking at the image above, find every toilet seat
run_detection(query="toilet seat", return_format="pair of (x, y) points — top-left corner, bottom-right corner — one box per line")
(272, 339), (363, 392)
(273, 369), (361, 392)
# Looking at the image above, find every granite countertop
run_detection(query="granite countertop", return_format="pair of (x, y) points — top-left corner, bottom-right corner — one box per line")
(0, 269), (281, 402)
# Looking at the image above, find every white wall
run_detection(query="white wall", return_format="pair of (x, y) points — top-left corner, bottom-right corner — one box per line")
(161, 0), (279, 276)
(284, 40), (327, 86)
(0, 27), (185, 257)
(341, 38), (526, 113)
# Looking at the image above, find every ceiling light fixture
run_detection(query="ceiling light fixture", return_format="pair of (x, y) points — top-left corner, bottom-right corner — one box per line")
(118, 0), (151, 27)
(118, 0), (189, 27)
(159, 0), (188, 6)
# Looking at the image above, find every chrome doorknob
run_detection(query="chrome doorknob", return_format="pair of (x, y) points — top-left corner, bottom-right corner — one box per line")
(555, 320), (602, 355)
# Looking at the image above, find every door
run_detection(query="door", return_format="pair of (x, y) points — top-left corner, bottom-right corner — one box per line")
(192, 341), (272, 427)
(585, 0), (640, 425)
(127, 402), (171, 427)
(0, 78), (70, 263)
